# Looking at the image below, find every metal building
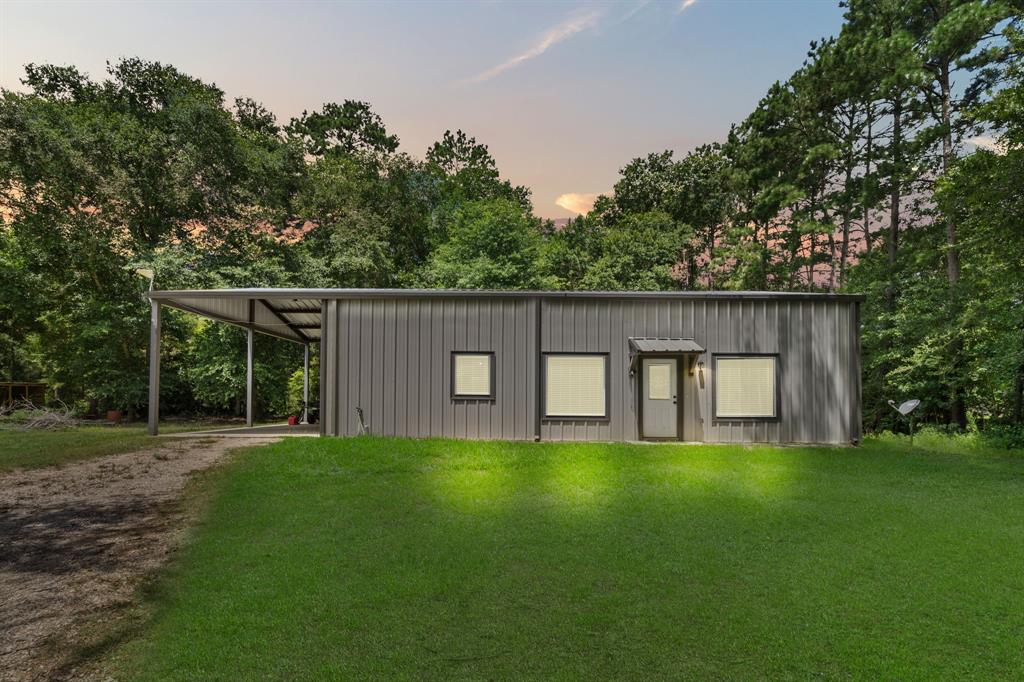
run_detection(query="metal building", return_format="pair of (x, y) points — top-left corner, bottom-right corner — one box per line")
(146, 289), (863, 444)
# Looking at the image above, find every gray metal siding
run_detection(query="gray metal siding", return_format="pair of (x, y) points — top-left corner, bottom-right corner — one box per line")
(324, 294), (861, 444)
(326, 296), (538, 440)
(536, 297), (857, 444)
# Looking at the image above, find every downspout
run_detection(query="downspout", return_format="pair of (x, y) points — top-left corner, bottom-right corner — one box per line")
(535, 297), (543, 442)
(246, 299), (255, 428)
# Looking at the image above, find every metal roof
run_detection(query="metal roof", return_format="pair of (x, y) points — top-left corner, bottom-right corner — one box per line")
(628, 337), (705, 354)
(148, 288), (865, 302)
(147, 288), (864, 345)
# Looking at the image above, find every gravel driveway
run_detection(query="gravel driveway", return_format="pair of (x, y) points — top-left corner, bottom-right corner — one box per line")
(0, 436), (279, 681)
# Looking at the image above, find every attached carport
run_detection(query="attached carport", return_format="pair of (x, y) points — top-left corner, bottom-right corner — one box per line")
(146, 289), (324, 436)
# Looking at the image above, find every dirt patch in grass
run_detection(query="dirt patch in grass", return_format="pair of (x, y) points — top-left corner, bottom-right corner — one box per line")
(0, 436), (279, 681)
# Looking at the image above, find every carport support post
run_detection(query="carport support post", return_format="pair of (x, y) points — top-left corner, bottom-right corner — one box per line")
(246, 326), (254, 428)
(147, 300), (161, 436)
(302, 344), (310, 424)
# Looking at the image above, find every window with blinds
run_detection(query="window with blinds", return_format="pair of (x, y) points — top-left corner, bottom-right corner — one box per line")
(544, 354), (607, 418)
(452, 353), (493, 398)
(715, 356), (777, 418)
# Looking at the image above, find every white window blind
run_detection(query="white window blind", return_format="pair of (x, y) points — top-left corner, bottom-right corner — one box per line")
(545, 355), (606, 417)
(648, 363), (672, 400)
(716, 357), (776, 418)
(454, 354), (491, 396)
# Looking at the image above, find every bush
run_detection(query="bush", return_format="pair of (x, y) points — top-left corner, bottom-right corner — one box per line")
(869, 425), (1024, 456)
(978, 424), (1024, 450)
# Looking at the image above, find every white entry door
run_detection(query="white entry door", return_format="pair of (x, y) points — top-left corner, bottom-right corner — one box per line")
(642, 358), (678, 439)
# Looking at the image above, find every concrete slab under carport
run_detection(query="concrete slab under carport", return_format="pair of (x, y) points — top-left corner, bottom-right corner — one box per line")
(171, 423), (320, 438)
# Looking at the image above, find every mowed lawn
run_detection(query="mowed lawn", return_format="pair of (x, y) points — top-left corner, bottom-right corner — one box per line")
(110, 437), (1024, 680)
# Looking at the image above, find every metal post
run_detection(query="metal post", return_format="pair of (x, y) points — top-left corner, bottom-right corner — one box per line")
(147, 300), (161, 436)
(302, 344), (310, 424)
(246, 326), (254, 428)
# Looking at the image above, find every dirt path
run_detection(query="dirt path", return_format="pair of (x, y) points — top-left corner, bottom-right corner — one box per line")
(0, 436), (279, 681)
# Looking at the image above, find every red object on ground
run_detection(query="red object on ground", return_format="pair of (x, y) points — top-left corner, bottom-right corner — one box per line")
(287, 415), (298, 426)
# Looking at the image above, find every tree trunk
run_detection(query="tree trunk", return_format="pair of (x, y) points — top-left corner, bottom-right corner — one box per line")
(887, 97), (901, 311)
(808, 230), (816, 291)
(940, 65), (959, 289)
(806, 194), (816, 291)
(707, 227), (716, 291)
(939, 62), (967, 429)
(828, 229), (836, 291)
(839, 162), (853, 287)
(1014, 363), (1024, 424)
(863, 103), (874, 255)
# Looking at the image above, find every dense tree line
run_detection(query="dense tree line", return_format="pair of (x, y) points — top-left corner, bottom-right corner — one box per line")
(1, 1), (1021, 438)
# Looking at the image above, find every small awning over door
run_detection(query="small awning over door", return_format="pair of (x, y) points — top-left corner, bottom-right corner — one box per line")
(628, 337), (705, 375)
(628, 337), (705, 354)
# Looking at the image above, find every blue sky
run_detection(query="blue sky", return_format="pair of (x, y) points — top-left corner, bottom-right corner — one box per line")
(1, 0), (845, 217)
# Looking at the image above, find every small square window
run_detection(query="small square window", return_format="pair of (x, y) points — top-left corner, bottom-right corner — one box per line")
(452, 352), (494, 399)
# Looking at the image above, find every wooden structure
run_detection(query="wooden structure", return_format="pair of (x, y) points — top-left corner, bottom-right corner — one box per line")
(1, 381), (47, 407)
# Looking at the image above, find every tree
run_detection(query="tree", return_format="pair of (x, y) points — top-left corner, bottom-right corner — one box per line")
(420, 198), (541, 289)
(935, 19), (1024, 423)
(909, 0), (1013, 427)
(0, 58), (303, 413)
(538, 215), (605, 290)
(425, 130), (531, 214)
(582, 212), (687, 291)
(286, 100), (399, 158)
(599, 147), (733, 288)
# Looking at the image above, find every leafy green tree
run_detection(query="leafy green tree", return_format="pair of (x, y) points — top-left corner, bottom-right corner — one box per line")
(286, 100), (399, 159)
(0, 58), (304, 414)
(599, 146), (733, 288)
(910, 0), (1013, 427)
(538, 215), (605, 290)
(425, 130), (531, 215)
(723, 81), (806, 290)
(420, 198), (541, 289)
(0, 229), (45, 382)
(582, 212), (687, 291)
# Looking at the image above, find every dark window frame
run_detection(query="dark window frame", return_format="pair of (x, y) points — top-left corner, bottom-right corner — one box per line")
(450, 351), (496, 401)
(712, 353), (781, 422)
(541, 352), (611, 421)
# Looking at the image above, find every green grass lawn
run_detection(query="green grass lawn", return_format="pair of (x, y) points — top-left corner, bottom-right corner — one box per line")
(108, 437), (1024, 680)
(0, 422), (215, 471)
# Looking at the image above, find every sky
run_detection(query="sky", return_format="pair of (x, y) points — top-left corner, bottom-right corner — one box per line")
(0, 0), (846, 218)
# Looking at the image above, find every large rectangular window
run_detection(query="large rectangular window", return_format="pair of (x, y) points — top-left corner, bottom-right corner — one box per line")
(544, 354), (607, 418)
(452, 352), (494, 399)
(715, 356), (777, 419)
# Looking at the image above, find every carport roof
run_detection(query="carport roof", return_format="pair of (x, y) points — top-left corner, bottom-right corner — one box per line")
(147, 288), (864, 345)
(149, 292), (321, 344)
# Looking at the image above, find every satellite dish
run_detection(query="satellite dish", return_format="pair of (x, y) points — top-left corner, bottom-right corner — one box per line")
(887, 399), (920, 416)
(888, 398), (922, 445)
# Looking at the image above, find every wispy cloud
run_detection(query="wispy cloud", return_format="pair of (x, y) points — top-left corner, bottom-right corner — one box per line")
(462, 10), (604, 85)
(620, 0), (652, 23)
(555, 192), (601, 215)
(676, 0), (698, 15)
(966, 135), (1007, 155)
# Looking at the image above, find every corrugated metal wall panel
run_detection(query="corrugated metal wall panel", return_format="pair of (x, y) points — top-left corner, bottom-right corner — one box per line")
(325, 296), (538, 440)
(323, 295), (861, 444)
